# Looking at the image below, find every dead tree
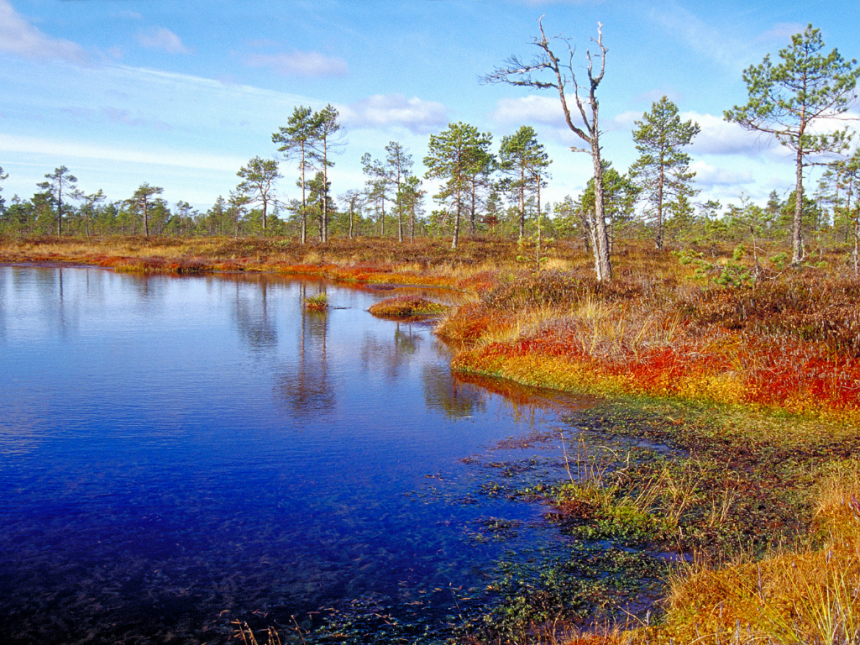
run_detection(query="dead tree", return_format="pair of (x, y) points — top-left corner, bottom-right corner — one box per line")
(483, 19), (612, 281)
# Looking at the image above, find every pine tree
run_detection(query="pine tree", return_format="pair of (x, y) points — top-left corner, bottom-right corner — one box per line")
(237, 157), (281, 233)
(38, 166), (77, 236)
(629, 96), (699, 250)
(424, 123), (492, 249)
(725, 24), (860, 264)
(499, 126), (551, 240)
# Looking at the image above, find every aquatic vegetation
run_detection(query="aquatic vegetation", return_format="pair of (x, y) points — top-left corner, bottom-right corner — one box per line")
(304, 292), (328, 311)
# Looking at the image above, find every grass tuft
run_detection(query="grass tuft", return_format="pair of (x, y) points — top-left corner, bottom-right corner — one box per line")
(367, 295), (449, 318)
(304, 293), (328, 311)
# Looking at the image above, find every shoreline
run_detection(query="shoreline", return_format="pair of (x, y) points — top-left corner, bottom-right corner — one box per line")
(3, 235), (860, 644)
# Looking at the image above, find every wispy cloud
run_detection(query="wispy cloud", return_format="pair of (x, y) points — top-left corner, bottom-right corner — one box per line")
(137, 27), (192, 55)
(0, 133), (243, 172)
(515, 0), (603, 4)
(757, 22), (805, 43)
(60, 105), (172, 131)
(647, 1), (748, 70)
(112, 10), (143, 21)
(244, 51), (348, 77)
(0, 0), (87, 64)
(340, 94), (448, 133)
(101, 107), (172, 131)
(634, 89), (683, 106)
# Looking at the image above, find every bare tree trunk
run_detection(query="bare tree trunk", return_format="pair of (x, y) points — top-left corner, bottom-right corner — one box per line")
(591, 141), (612, 281)
(519, 166), (525, 240)
(793, 144), (805, 264)
(322, 147), (329, 243)
(470, 179), (477, 236)
(397, 190), (403, 244)
(656, 147), (664, 250)
(536, 178), (542, 265)
(853, 212), (859, 278)
(452, 193), (461, 250)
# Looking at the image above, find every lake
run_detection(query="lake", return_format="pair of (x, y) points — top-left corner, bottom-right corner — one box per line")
(0, 266), (595, 644)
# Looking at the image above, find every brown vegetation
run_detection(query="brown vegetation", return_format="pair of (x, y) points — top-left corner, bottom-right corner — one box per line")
(367, 294), (449, 317)
(3, 235), (860, 644)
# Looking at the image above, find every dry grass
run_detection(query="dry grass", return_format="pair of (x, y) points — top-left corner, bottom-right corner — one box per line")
(441, 259), (860, 420)
(650, 460), (860, 645)
(367, 295), (449, 317)
(303, 292), (328, 311)
(7, 234), (860, 644)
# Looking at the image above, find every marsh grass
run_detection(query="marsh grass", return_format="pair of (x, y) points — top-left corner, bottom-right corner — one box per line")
(303, 293), (328, 311)
(6, 235), (860, 645)
(443, 262), (860, 419)
(367, 295), (449, 317)
(231, 620), (284, 645)
(655, 460), (860, 645)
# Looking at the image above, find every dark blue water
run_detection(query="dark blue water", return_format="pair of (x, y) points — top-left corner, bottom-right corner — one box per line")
(0, 267), (584, 644)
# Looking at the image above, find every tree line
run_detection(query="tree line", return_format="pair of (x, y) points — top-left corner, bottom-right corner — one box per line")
(0, 23), (857, 281)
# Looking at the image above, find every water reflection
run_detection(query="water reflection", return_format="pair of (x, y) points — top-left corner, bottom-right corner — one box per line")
(233, 276), (278, 350)
(275, 282), (335, 418)
(422, 365), (488, 419)
(0, 267), (596, 645)
(360, 321), (423, 382)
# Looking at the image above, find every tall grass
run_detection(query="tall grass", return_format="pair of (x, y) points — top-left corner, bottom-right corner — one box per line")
(659, 460), (860, 645)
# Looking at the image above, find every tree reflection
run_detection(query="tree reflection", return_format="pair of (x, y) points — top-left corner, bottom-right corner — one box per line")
(8, 267), (92, 338)
(421, 364), (487, 418)
(233, 276), (278, 350)
(360, 322), (422, 381)
(275, 282), (335, 419)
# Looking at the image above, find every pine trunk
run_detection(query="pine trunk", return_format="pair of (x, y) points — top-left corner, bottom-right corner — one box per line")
(792, 144), (804, 263)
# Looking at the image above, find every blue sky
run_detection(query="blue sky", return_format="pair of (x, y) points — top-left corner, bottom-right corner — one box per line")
(0, 0), (857, 215)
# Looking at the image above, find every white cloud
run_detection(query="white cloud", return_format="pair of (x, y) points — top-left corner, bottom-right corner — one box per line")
(137, 27), (192, 55)
(683, 111), (781, 157)
(0, 133), (244, 172)
(244, 51), (348, 77)
(690, 160), (753, 187)
(0, 0), (87, 64)
(610, 110), (639, 131)
(684, 109), (859, 159)
(492, 95), (568, 128)
(340, 94), (449, 134)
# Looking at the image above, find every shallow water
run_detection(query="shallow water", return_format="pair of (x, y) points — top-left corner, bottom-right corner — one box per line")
(0, 267), (596, 644)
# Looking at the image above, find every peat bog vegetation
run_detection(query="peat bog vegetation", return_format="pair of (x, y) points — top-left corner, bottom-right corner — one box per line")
(3, 234), (860, 644)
